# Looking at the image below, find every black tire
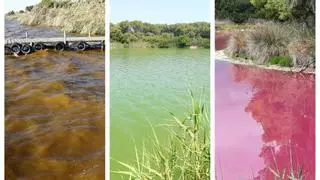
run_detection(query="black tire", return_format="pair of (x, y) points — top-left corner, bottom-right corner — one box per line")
(21, 44), (33, 54)
(55, 42), (65, 51)
(5, 46), (11, 55)
(77, 41), (87, 51)
(33, 42), (45, 51)
(11, 43), (22, 55)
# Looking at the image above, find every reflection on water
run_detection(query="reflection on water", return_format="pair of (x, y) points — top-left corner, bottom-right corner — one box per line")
(215, 61), (315, 179)
(215, 32), (230, 51)
(5, 19), (105, 179)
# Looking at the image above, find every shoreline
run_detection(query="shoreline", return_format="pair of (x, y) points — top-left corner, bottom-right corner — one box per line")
(216, 50), (315, 74)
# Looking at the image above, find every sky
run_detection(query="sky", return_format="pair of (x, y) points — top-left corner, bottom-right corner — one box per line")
(4, 0), (210, 23)
(110, 0), (210, 24)
(4, 0), (40, 12)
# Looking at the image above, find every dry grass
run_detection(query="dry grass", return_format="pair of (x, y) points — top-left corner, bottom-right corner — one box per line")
(225, 21), (315, 69)
(225, 31), (248, 57)
(246, 22), (293, 64)
(9, 0), (105, 35)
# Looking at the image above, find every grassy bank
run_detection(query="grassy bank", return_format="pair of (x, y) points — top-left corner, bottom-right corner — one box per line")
(6, 0), (105, 35)
(113, 91), (210, 179)
(224, 21), (315, 70)
(111, 21), (210, 49)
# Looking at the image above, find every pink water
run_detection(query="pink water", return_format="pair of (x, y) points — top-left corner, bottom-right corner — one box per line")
(215, 61), (315, 179)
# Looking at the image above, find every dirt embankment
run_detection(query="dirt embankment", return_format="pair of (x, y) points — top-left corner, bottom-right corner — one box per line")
(7, 0), (105, 35)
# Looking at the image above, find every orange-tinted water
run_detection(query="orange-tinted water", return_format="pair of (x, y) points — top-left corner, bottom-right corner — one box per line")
(5, 50), (105, 179)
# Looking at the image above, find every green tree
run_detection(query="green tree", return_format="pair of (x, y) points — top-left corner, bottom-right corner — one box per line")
(250, 0), (292, 20)
(250, 0), (315, 24)
(121, 33), (138, 44)
(177, 35), (190, 48)
(110, 24), (123, 42)
(216, 0), (256, 22)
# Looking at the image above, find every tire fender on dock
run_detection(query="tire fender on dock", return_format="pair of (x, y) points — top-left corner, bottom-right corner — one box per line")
(33, 42), (45, 51)
(55, 42), (66, 51)
(21, 44), (33, 54)
(11, 43), (22, 55)
(77, 41), (88, 51)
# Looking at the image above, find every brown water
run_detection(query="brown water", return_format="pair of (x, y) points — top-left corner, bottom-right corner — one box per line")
(5, 20), (105, 179)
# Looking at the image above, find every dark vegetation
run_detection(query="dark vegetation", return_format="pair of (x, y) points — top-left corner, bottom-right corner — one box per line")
(25, 6), (34, 12)
(111, 21), (210, 48)
(216, 0), (315, 26)
(219, 0), (315, 70)
(216, 0), (257, 23)
(7, 11), (15, 16)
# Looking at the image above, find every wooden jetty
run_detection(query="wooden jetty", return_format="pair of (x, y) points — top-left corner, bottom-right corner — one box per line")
(5, 31), (105, 55)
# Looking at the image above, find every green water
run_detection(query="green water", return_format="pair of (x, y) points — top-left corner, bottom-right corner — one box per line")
(110, 48), (210, 179)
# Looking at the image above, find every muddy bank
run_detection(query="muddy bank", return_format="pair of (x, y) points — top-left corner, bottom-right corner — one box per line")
(7, 0), (105, 35)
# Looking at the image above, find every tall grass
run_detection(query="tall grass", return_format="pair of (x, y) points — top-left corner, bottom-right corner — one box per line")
(226, 31), (248, 57)
(246, 22), (293, 64)
(112, 91), (210, 180)
(226, 21), (315, 69)
(8, 0), (105, 35)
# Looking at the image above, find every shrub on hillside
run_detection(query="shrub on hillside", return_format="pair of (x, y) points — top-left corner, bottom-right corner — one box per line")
(40, 0), (54, 8)
(7, 11), (15, 16)
(25, 6), (34, 12)
(246, 22), (293, 64)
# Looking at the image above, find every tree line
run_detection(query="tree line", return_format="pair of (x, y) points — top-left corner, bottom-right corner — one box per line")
(111, 21), (210, 48)
(216, 0), (315, 26)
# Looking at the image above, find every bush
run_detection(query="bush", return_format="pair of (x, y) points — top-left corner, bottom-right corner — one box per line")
(224, 21), (315, 69)
(226, 31), (247, 57)
(246, 22), (293, 64)
(25, 5), (34, 12)
(288, 39), (315, 68)
(40, 0), (54, 8)
(216, 0), (257, 23)
(7, 11), (15, 16)
(268, 56), (292, 67)
(177, 36), (190, 48)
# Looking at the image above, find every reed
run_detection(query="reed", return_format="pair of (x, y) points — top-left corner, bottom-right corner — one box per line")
(112, 91), (210, 180)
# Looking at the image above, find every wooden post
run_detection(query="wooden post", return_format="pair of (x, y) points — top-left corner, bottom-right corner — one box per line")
(25, 32), (28, 39)
(63, 30), (66, 44)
